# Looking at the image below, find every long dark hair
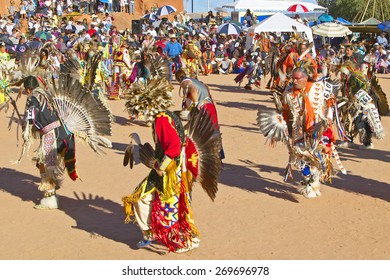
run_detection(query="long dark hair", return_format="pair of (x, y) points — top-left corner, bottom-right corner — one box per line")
(23, 76), (39, 90)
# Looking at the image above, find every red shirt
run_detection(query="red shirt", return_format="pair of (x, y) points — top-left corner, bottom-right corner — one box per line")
(87, 29), (97, 37)
(154, 113), (181, 159)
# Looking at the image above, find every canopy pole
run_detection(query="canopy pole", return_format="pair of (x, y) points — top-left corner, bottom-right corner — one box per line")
(360, 0), (371, 22)
(379, 0), (385, 22)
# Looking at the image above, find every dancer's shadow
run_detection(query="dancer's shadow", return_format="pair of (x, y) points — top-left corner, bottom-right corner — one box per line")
(207, 83), (275, 96)
(337, 146), (390, 163)
(113, 115), (150, 127)
(0, 167), (140, 249)
(0, 167), (41, 202)
(111, 141), (128, 154)
(207, 83), (249, 94)
(218, 100), (270, 111)
(331, 173), (390, 203)
(113, 115), (131, 126)
(220, 161), (300, 203)
(240, 157), (390, 203)
(221, 123), (259, 133)
(60, 192), (141, 249)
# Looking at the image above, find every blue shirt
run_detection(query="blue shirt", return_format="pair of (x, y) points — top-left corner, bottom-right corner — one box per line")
(377, 35), (388, 46)
(164, 41), (183, 58)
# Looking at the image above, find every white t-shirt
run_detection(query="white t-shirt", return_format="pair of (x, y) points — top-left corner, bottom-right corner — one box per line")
(221, 59), (231, 69)
(6, 23), (14, 35)
(146, 29), (157, 37)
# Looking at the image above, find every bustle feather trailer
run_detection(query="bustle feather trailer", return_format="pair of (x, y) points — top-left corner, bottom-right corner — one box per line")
(46, 73), (113, 154)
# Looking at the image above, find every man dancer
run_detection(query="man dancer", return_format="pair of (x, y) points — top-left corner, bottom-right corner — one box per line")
(23, 76), (78, 209)
(123, 110), (200, 253)
(276, 68), (336, 198)
(175, 69), (225, 160)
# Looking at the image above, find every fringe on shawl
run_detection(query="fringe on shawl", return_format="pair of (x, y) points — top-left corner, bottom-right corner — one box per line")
(122, 183), (144, 224)
(150, 183), (197, 252)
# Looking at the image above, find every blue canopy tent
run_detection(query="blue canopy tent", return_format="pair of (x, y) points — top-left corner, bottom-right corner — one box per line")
(318, 13), (334, 23)
(309, 20), (321, 27)
(378, 20), (390, 33)
(336, 17), (352, 25)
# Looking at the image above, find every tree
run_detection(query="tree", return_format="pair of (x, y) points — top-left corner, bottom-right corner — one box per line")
(319, 0), (390, 22)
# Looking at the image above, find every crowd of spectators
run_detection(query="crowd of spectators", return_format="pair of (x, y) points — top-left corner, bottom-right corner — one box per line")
(1, 1), (390, 84)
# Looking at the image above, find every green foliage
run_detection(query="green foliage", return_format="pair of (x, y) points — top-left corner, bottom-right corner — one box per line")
(330, 0), (363, 21)
(318, 0), (390, 22)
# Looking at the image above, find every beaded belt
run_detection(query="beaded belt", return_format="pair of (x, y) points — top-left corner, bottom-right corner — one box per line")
(41, 121), (61, 135)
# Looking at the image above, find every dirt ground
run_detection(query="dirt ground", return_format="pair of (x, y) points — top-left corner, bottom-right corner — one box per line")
(0, 72), (389, 260)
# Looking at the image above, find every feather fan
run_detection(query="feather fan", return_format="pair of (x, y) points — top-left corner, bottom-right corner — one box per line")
(257, 108), (288, 143)
(123, 133), (155, 169)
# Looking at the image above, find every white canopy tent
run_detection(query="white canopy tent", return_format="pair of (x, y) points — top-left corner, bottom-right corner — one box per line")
(223, 0), (326, 12)
(245, 13), (315, 55)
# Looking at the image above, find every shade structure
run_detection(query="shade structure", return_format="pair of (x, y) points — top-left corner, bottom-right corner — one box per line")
(246, 13), (315, 55)
(217, 23), (242, 35)
(318, 13), (334, 23)
(223, 0), (326, 12)
(358, 17), (381, 25)
(214, 7), (228, 13)
(142, 13), (158, 21)
(311, 22), (352, 37)
(287, 4), (309, 13)
(156, 5), (177, 17)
